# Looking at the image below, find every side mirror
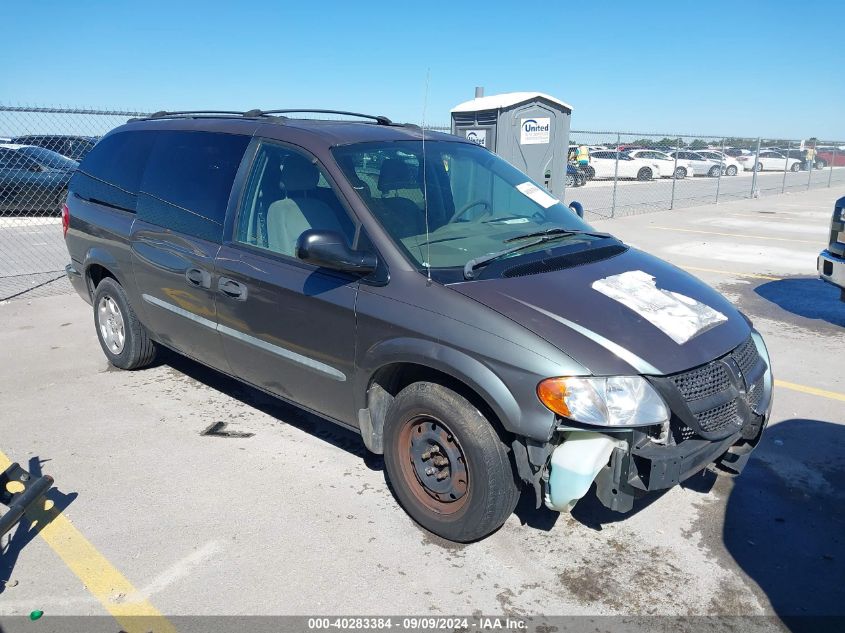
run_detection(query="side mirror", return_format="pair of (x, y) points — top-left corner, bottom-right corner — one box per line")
(568, 201), (584, 218)
(296, 229), (377, 275)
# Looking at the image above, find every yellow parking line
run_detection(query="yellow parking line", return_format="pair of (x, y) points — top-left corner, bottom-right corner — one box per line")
(651, 226), (818, 244)
(680, 265), (781, 281)
(0, 450), (177, 633)
(775, 380), (845, 402)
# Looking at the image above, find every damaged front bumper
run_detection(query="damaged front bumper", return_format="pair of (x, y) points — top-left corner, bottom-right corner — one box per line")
(544, 331), (773, 513)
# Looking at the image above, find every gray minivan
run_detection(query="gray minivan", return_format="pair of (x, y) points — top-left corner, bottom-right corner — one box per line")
(63, 110), (773, 542)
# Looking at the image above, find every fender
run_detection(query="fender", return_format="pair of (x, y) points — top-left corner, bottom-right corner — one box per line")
(355, 336), (560, 445)
(83, 246), (127, 295)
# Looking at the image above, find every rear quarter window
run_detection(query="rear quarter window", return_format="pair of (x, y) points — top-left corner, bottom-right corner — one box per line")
(73, 131), (157, 212)
(137, 130), (249, 243)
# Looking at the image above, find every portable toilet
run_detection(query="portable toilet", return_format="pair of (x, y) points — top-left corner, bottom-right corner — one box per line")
(450, 90), (572, 199)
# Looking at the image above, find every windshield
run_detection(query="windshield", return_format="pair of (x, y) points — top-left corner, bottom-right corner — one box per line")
(18, 146), (79, 170)
(332, 140), (597, 273)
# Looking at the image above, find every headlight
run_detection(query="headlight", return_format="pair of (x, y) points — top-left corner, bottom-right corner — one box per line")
(537, 376), (670, 427)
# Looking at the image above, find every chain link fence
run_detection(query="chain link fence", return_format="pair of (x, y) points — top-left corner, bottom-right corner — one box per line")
(2, 105), (844, 301)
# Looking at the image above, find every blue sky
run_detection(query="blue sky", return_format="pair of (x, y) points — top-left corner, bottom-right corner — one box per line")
(2, 0), (843, 139)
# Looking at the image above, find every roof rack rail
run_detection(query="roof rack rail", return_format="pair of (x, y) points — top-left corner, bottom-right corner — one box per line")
(257, 109), (393, 125)
(130, 109), (397, 126)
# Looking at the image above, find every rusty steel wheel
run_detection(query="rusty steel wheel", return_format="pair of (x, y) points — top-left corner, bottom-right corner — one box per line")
(383, 382), (521, 542)
(397, 416), (469, 514)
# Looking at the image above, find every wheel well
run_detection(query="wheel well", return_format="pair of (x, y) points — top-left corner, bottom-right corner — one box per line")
(86, 264), (117, 294)
(364, 363), (511, 449)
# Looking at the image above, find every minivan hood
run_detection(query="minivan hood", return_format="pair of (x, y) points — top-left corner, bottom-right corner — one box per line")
(449, 247), (750, 376)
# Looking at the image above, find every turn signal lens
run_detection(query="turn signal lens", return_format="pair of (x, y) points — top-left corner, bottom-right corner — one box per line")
(537, 378), (571, 417)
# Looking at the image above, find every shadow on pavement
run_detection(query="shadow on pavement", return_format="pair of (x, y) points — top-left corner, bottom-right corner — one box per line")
(723, 418), (845, 630)
(158, 348), (383, 470)
(0, 457), (77, 594)
(754, 278), (845, 328)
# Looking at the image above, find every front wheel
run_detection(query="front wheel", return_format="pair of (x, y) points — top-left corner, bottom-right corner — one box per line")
(584, 166), (595, 180)
(674, 166), (687, 179)
(755, 162), (764, 172)
(636, 167), (653, 181)
(383, 382), (520, 542)
(565, 173), (575, 187)
(726, 165), (738, 176)
(816, 159), (827, 169)
(708, 165), (721, 177)
(93, 277), (157, 370)
(790, 162), (801, 172)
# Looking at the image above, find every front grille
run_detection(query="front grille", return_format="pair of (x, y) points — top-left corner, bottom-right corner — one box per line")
(697, 400), (741, 435)
(671, 361), (731, 402)
(667, 336), (768, 441)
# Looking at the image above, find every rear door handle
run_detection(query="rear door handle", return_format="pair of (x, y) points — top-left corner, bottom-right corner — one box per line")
(218, 276), (248, 301)
(185, 267), (211, 289)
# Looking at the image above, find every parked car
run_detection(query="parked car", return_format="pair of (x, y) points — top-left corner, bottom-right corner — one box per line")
(63, 110), (772, 542)
(565, 163), (586, 187)
(587, 150), (660, 180)
(736, 150), (802, 172)
(626, 149), (693, 178)
(695, 150), (743, 176)
(667, 150), (723, 177)
(817, 148), (845, 167)
(11, 135), (98, 161)
(817, 196), (845, 303)
(0, 143), (78, 215)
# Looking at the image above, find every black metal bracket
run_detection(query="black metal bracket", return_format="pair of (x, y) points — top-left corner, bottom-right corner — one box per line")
(0, 462), (54, 538)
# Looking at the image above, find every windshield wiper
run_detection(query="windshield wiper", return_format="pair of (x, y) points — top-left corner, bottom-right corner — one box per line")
(463, 232), (597, 279)
(503, 228), (610, 243)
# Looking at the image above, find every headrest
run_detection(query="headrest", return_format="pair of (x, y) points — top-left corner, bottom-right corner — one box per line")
(378, 159), (419, 193)
(281, 154), (319, 191)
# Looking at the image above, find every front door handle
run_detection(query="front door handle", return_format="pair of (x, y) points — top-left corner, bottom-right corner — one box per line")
(185, 267), (211, 289)
(218, 276), (248, 301)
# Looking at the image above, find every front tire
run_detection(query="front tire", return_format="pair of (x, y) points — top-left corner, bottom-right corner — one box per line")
(725, 165), (738, 176)
(565, 173), (575, 187)
(674, 166), (687, 179)
(708, 165), (721, 177)
(383, 382), (520, 542)
(93, 277), (157, 370)
(755, 162), (764, 172)
(790, 162), (801, 172)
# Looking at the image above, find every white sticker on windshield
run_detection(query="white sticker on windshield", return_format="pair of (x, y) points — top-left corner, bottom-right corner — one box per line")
(516, 182), (559, 209)
(592, 270), (728, 345)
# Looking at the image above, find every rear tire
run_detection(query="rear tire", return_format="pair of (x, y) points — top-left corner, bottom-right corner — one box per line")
(726, 165), (738, 176)
(92, 277), (157, 370)
(383, 382), (520, 542)
(674, 166), (687, 179)
(816, 159), (826, 169)
(755, 162), (763, 172)
(790, 162), (801, 172)
(565, 173), (575, 187)
(637, 167), (652, 181)
(708, 165), (721, 177)
(584, 166), (595, 180)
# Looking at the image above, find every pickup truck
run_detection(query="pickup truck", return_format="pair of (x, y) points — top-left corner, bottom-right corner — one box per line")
(818, 196), (845, 302)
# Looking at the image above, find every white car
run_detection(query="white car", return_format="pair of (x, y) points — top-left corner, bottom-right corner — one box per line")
(736, 150), (803, 172)
(666, 151), (724, 177)
(587, 150), (661, 180)
(695, 150), (743, 176)
(626, 149), (694, 178)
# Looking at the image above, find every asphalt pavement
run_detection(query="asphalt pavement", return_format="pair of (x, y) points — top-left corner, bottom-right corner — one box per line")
(0, 186), (843, 632)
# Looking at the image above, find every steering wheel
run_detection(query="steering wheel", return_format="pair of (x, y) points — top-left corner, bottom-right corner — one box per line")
(450, 199), (491, 223)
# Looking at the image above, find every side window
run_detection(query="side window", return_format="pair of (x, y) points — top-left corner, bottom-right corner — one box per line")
(235, 142), (355, 258)
(138, 130), (250, 243)
(74, 131), (157, 212)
